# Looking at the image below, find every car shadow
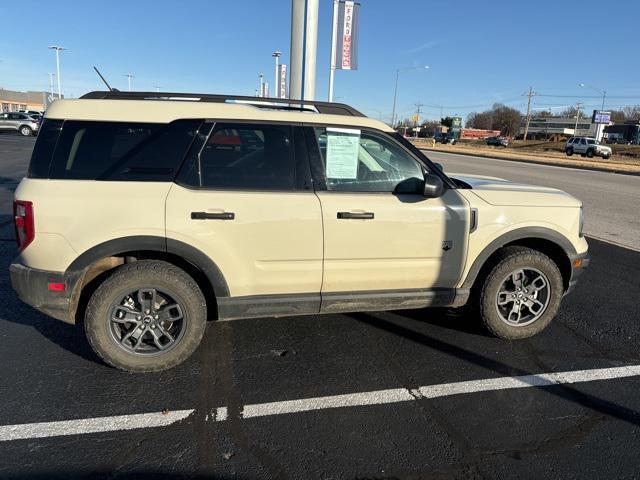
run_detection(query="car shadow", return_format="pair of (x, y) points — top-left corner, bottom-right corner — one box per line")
(348, 311), (640, 427)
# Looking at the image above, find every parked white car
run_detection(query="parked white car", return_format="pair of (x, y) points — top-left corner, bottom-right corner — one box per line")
(565, 137), (612, 159)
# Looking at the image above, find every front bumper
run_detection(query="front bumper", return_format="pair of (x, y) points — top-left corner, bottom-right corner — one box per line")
(565, 251), (590, 295)
(10, 262), (75, 324)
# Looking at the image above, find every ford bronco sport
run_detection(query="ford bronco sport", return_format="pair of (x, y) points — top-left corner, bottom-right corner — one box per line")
(10, 91), (589, 372)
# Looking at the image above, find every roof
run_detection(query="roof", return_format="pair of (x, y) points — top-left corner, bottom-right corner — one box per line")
(45, 94), (393, 132)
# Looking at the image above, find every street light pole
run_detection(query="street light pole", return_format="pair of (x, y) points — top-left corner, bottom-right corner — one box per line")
(272, 51), (282, 98)
(391, 65), (429, 128)
(578, 82), (607, 139)
(124, 74), (134, 92)
(48, 46), (65, 99)
(47, 73), (55, 100)
(259, 74), (264, 97)
(328, 0), (339, 101)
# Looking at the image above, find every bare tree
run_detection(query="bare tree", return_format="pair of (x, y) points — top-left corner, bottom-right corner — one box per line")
(465, 111), (493, 130)
(622, 105), (640, 121)
(490, 103), (522, 137)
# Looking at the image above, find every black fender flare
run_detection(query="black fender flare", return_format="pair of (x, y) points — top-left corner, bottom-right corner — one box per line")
(461, 227), (577, 290)
(66, 235), (230, 298)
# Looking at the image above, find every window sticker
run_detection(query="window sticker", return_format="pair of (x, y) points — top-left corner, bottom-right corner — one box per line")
(325, 127), (361, 179)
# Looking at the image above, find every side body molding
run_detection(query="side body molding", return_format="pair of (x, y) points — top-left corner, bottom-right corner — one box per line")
(461, 227), (577, 289)
(66, 235), (230, 298)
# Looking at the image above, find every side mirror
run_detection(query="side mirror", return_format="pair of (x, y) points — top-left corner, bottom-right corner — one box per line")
(423, 173), (444, 198)
(433, 162), (444, 172)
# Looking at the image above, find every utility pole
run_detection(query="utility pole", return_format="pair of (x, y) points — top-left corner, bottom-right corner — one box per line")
(414, 102), (425, 138)
(123, 74), (134, 92)
(522, 87), (538, 141)
(574, 102), (583, 135)
(153, 85), (161, 93)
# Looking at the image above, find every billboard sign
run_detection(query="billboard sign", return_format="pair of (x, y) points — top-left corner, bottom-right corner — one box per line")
(592, 110), (611, 124)
(333, 1), (360, 70)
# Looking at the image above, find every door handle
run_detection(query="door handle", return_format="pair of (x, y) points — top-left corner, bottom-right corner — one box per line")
(337, 211), (375, 220)
(191, 211), (235, 220)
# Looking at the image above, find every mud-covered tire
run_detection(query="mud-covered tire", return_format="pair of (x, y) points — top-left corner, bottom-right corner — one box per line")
(85, 260), (207, 372)
(478, 247), (564, 339)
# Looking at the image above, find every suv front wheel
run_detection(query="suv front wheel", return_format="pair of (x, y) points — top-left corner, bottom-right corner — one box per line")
(478, 247), (564, 339)
(85, 260), (207, 372)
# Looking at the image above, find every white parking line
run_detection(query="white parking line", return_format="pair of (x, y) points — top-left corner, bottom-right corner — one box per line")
(0, 409), (194, 442)
(1, 365), (639, 441)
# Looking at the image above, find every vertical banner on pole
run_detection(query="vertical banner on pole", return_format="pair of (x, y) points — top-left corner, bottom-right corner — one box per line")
(279, 64), (288, 99)
(333, 1), (360, 71)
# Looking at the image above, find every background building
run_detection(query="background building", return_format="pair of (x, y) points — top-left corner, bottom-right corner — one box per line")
(519, 116), (596, 140)
(0, 89), (55, 113)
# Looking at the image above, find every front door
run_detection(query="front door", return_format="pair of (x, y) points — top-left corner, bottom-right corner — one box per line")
(165, 122), (323, 318)
(309, 127), (469, 304)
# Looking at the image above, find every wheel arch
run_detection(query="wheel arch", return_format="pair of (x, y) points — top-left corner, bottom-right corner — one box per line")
(462, 227), (576, 293)
(66, 236), (229, 323)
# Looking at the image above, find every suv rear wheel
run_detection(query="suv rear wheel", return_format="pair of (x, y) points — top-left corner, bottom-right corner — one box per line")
(85, 260), (207, 372)
(19, 126), (33, 136)
(565, 147), (573, 156)
(478, 246), (563, 339)
(586, 149), (595, 158)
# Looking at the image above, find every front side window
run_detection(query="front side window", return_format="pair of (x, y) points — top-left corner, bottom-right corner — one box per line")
(179, 123), (296, 190)
(313, 127), (424, 193)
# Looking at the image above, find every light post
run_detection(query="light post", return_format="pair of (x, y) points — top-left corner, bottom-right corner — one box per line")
(578, 82), (606, 139)
(259, 74), (264, 97)
(47, 73), (55, 101)
(272, 51), (282, 98)
(123, 74), (134, 92)
(48, 45), (66, 99)
(391, 65), (429, 128)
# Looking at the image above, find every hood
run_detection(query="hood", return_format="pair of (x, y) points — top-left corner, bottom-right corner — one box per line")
(450, 173), (582, 208)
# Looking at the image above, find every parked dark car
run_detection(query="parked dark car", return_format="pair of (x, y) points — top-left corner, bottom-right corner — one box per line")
(435, 133), (456, 145)
(486, 136), (509, 147)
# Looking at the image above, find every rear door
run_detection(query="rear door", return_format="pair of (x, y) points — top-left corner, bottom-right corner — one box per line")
(165, 122), (323, 317)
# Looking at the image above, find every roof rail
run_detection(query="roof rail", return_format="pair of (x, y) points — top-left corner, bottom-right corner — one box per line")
(79, 91), (365, 117)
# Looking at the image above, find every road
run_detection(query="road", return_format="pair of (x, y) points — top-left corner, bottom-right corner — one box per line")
(426, 150), (640, 251)
(0, 134), (639, 479)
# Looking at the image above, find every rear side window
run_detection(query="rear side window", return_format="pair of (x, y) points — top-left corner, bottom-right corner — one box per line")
(178, 123), (297, 190)
(29, 119), (201, 181)
(28, 119), (63, 178)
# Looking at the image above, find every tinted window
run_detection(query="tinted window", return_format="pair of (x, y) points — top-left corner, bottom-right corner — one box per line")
(47, 119), (201, 181)
(28, 119), (63, 178)
(313, 127), (424, 193)
(580, 138), (586, 145)
(179, 123), (296, 190)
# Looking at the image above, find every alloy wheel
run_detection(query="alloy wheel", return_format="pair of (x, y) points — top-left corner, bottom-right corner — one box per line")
(495, 268), (551, 327)
(109, 288), (186, 355)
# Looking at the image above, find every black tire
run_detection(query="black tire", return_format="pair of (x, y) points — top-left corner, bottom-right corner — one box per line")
(602, 153), (611, 160)
(478, 246), (564, 340)
(586, 149), (594, 158)
(565, 147), (573, 156)
(85, 260), (207, 372)
(19, 126), (32, 137)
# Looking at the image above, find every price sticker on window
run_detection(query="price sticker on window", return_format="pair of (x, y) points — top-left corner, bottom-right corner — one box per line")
(325, 127), (361, 179)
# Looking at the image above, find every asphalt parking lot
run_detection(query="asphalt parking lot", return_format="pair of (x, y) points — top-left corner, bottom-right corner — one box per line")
(0, 133), (639, 479)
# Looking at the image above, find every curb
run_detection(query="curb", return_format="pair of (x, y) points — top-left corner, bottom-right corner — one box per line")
(417, 147), (640, 177)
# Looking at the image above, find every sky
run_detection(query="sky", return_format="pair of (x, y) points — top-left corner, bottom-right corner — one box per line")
(1, 0), (640, 123)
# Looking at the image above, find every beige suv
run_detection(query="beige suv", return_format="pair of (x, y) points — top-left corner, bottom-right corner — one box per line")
(10, 91), (589, 372)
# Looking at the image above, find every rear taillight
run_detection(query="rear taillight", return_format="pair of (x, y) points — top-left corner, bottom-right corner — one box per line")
(14, 200), (34, 252)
